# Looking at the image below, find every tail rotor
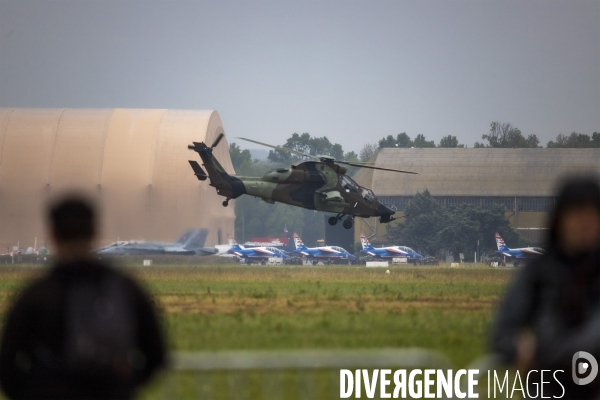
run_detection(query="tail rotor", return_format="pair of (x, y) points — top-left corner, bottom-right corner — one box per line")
(211, 133), (224, 148)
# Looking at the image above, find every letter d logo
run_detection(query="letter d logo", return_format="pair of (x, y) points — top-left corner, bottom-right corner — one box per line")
(572, 351), (598, 385)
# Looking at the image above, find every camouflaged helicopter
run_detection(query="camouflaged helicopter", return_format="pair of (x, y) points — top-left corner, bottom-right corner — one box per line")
(187, 135), (417, 229)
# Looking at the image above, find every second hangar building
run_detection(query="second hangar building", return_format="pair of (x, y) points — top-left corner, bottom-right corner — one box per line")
(350, 147), (600, 248)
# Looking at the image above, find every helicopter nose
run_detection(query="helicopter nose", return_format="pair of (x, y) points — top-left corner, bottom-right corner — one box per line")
(375, 203), (395, 216)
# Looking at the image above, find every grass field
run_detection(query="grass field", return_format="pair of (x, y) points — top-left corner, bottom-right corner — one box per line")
(0, 261), (516, 368)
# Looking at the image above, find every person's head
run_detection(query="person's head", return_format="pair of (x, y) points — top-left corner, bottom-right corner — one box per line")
(47, 195), (97, 260)
(549, 176), (600, 257)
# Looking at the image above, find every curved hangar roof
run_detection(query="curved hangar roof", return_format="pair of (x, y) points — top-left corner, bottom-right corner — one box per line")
(354, 148), (600, 197)
(0, 108), (234, 249)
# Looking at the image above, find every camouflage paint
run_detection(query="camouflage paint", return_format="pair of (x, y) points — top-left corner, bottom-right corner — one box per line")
(189, 142), (396, 222)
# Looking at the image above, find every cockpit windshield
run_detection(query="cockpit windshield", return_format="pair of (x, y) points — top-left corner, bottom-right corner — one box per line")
(361, 188), (376, 205)
(339, 175), (377, 204)
(340, 175), (359, 193)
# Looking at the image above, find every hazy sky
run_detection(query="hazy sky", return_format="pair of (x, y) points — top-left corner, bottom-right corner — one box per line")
(1, 1), (598, 153)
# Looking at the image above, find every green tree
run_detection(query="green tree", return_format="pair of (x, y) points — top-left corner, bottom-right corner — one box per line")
(546, 132), (600, 148)
(359, 143), (377, 162)
(344, 151), (359, 162)
(267, 132), (310, 164)
(378, 135), (395, 148)
(235, 158), (273, 177)
(438, 135), (464, 148)
(386, 190), (447, 256)
(378, 132), (413, 148)
(395, 132), (413, 148)
(438, 206), (479, 260)
(343, 150), (360, 176)
(480, 121), (540, 148)
(413, 134), (436, 148)
(439, 205), (520, 261)
(229, 143), (252, 170)
(267, 133), (348, 164)
(469, 206), (521, 253)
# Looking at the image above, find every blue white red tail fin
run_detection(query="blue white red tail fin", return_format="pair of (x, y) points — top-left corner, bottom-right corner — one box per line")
(293, 233), (308, 250)
(360, 233), (375, 250)
(227, 234), (243, 250)
(495, 233), (509, 251)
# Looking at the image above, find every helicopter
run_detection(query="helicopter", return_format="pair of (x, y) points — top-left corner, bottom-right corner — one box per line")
(187, 134), (417, 229)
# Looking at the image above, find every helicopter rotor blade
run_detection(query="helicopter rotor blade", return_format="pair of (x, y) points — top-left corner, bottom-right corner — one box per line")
(338, 161), (418, 174)
(337, 160), (375, 165)
(211, 133), (225, 148)
(236, 137), (318, 160)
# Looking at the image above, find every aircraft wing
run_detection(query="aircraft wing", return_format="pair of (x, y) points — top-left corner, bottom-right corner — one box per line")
(253, 248), (274, 255)
(319, 247), (339, 254)
(194, 247), (218, 256)
(245, 254), (275, 259)
(385, 247), (408, 255)
(521, 248), (543, 255)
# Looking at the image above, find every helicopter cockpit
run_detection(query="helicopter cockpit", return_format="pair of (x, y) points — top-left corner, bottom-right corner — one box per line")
(340, 175), (376, 205)
(340, 175), (358, 193)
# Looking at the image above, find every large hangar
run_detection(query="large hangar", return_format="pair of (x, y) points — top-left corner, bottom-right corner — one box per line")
(353, 148), (600, 246)
(0, 108), (235, 250)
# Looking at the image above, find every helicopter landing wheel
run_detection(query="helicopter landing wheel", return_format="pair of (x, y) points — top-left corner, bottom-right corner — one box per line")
(343, 218), (353, 229)
(328, 216), (338, 226)
(222, 198), (230, 207)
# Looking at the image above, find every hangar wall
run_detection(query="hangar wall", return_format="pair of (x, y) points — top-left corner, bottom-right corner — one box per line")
(0, 108), (235, 250)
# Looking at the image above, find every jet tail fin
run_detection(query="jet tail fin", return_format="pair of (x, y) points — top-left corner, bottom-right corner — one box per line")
(227, 234), (243, 249)
(293, 233), (307, 250)
(226, 233), (235, 246)
(360, 233), (374, 250)
(495, 233), (509, 251)
(181, 229), (209, 250)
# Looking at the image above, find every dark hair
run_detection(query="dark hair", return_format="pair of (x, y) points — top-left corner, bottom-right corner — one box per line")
(548, 175), (600, 247)
(48, 196), (96, 242)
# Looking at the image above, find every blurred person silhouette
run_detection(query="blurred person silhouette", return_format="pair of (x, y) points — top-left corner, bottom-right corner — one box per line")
(492, 176), (600, 399)
(0, 195), (166, 399)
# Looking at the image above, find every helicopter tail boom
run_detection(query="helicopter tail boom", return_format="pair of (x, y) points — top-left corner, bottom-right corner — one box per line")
(188, 141), (247, 200)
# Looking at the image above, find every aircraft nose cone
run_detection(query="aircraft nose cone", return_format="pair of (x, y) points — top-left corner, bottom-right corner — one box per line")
(375, 203), (395, 216)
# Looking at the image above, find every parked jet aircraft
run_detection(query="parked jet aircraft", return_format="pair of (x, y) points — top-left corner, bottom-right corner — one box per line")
(359, 233), (423, 263)
(494, 233), (544, 264)
(98, 229), (217, 256)
(228, 237), (289, 264)
(293, 233), (356, 264)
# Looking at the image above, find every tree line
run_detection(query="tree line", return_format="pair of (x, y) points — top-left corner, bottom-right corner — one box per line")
(374, 121), (599, 151)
